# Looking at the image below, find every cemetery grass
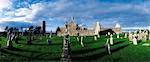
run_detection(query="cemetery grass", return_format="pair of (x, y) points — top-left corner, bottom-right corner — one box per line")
(1, 35), (150, 62)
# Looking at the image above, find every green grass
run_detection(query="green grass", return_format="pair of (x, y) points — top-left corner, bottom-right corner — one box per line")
(1, 35), (150, 62)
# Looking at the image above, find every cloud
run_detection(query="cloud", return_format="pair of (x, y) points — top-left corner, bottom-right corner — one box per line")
(0, 0), (150, 32)
(0, 0), (12, 11)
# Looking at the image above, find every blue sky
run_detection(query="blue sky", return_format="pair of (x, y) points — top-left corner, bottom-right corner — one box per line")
(0, 0), (149, 32)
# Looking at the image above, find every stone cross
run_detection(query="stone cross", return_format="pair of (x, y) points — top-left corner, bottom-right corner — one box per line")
(61, 23), (71, 62)
(7, 33), (15, 48)
(105, 39), (111, 55)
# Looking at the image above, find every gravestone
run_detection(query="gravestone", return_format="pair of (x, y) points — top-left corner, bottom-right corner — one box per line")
(76, 33), (80, 42)
(124, 33), (127, 38)
(110, 34), (113, 45)
(142, 35), (147, 42)
(7, 28), (16, 48)
(7, 33), (15, 48)
(117, 34), (119, 38)
(47, 38), (52, 45)
(80, 36), (84, 47)
(61, 23), (71, 62)
(94, 35), (97, 41)
(97, 34), (100, 38)
(128, 32), (133, 41)
(105, 39), (111, 55)
(149, 34), (150, 40)
(49, 31), (52, 38)
(132, 35), (137, 45)
(108, 32), (111, 36)
(27, 26), (33, 44)
(0, 44), (1, 50)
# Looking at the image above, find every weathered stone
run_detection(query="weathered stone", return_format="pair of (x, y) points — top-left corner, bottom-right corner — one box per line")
(132, 35), (137, 45)
(105, 39), (111, 55)
(124, 33), (127, 38)
(80, 36), (84, 47)
(94, 35), (97, 41)
(110, 34), (113, 45)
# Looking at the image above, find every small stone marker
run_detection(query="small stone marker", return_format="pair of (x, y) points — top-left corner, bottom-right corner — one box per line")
(117, 34), (119, 38)
(142, 43), (150, 46)
(94, 35), (97, 41)
(132, 35), (137, 45)
(47, 38), (52, 45)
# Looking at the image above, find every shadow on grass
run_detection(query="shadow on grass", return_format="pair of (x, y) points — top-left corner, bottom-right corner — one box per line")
(1, 49), (30, 58)
(113, 41), (125, 45)
(1, 48), (61, 61)
(6, 47), (41, 53)
(72, 44), (129, 61)
(72, 46), (105, 55)
(30, 43), (62, 46)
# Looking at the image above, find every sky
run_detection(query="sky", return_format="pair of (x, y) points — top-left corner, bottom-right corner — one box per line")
(0, 0), (149, 32)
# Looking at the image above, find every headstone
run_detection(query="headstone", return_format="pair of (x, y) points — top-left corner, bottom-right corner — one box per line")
(97, 34), (100, 38)
(94, 35), (97, 41)
(128, 32), (133, 41)
(124, 33), (127, 38)
(80, 36), (84, 47)
(110, 34), (113, 45)
(117, 34), (119, 38)
(0, 44), (1, 50)
(142, 35), (147, 42)
(108, 32), (111, 35)
(132, 35), (137, 45)
(105, 39), (111, 55)
(7, 34), (15, 48)
(149, 34), (150, 40)
(137, 33), (142, 41)
(76, 37), (79, 41)
(47, 38), (52, 45)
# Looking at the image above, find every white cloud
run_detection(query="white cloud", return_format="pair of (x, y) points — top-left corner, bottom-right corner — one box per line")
(15, 8), (31, 16)
(0, 0), (12, 12)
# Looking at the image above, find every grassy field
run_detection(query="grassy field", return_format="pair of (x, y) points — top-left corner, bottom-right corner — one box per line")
(1, 34), (150, 62)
